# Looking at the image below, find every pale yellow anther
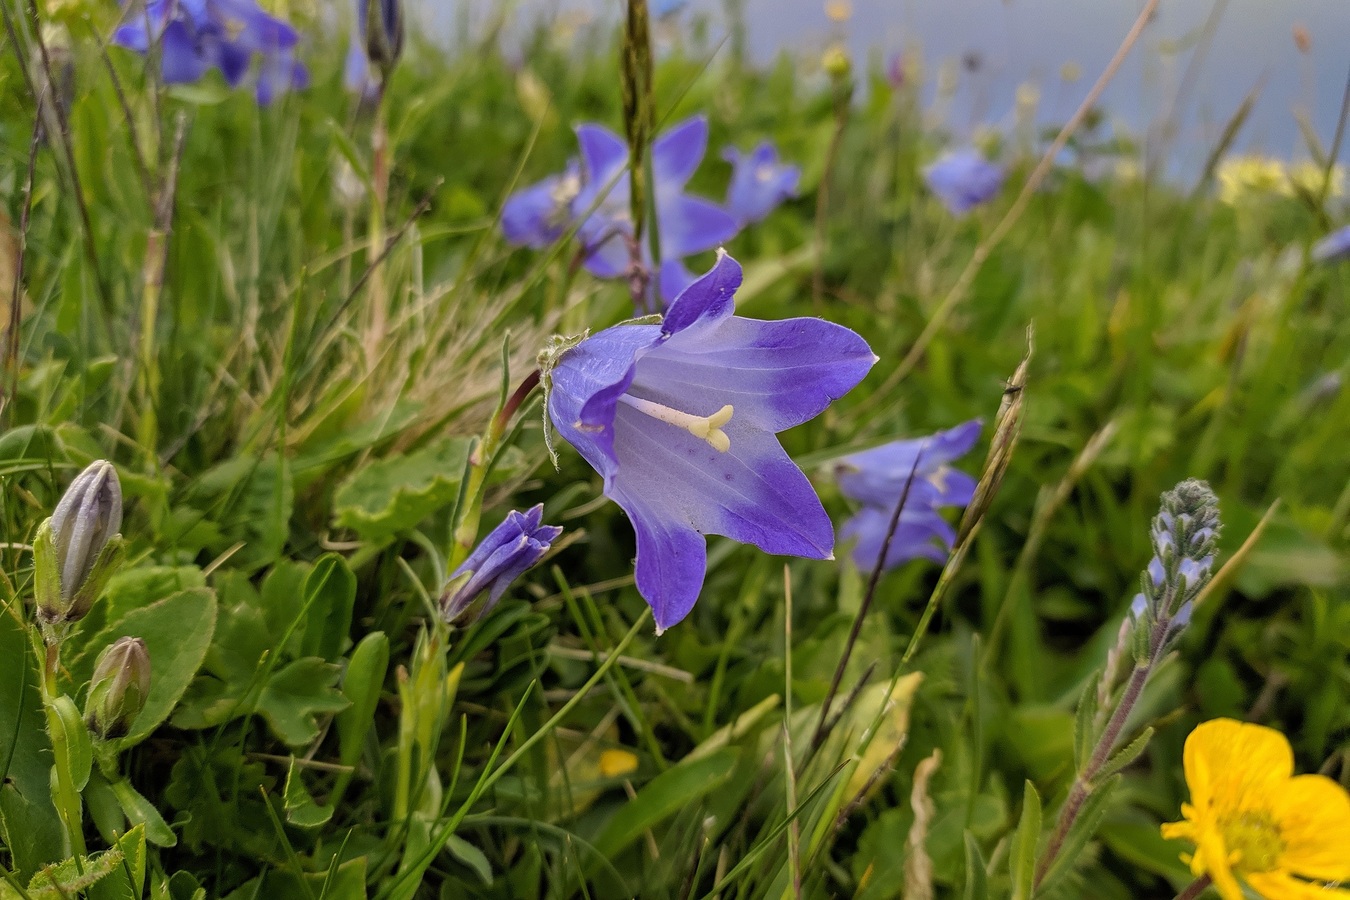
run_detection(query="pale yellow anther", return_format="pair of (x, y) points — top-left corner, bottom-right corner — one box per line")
(621, 396), (734, 452)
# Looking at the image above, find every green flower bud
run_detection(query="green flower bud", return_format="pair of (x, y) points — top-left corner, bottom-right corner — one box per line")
(84, 636), (150, 741)
(35, 460), (125, 634)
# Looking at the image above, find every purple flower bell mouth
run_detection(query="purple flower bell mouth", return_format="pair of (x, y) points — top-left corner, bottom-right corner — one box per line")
(542, 252), (876, 633)
(722, 141), (801, 227)
(923, 149), (1005, 215)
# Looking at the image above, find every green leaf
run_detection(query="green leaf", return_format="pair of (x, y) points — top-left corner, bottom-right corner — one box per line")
(962, 831), (989, 900)
(1036, 776), (1121, 895)
(282, 757), (334, 828)
(0, 610), (62, 876)
(332, 436), (473, 540)
(110, 775), (177, 847)
(187, 454), (294, 570)
(591, 747), (739, 860)
(1009, 780), (1041, 900)
(337, 631), (389, 770)
(78, 588), (219, 747)
(446, 835), (493, 886)
(256, 657), (350, 747)
(87, 825), (147, 900)
(1072, 673), (1100, 771)
(1097, 727), (1154, 782)
(51, 695), (92, 791)
(300, 555), (356, 662)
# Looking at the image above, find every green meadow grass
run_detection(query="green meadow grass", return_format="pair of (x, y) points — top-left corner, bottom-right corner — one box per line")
(0, 3), (1347, 898)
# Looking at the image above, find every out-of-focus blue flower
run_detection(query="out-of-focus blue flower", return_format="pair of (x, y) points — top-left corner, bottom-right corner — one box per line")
(652, 0), (689, 18)
(570, 116), (739, 307)
(344, 0), (403, 97)
(1312, 224), (1350, 263)
(543, 252), (875, 632)
(501, 159), (582, 249)
(722, 142), (800, 227)
(923, 149), (1005, 215)
(440, 505), (562, 624)
(113, 0), (308, 105)
(833, 420), (981, 571)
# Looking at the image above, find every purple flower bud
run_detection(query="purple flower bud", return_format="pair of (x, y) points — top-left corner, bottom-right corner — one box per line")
(440, 505), (562, 624)
(84, 636), (151, 741)
(36, 460), (125, 631)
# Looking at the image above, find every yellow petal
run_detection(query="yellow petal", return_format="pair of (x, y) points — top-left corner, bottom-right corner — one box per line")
(1183, 719), (1293, 816)
(1271, 774), (1350, 881)
(1244, 870), (1350, 900)
(1193, 825), (1244, 900)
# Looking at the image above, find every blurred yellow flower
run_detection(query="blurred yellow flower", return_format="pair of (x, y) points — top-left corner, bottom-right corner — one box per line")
(1161, 718), (1350, 900)
(599, 748), (639, 778)
(825, 0), (852, 23)
(1216, 156), (1290, 205)
(1289, 161), (1345, 199)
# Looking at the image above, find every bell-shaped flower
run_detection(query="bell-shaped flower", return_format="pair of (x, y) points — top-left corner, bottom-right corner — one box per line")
(439, 505), (562, 625)
(571, 117), (739, 306)
(722, 141), (801, 227)
(344, 0), (404, 96)
(923, 149), (1005, 215)
(832, 420), (981, 571)
(543, 252), (876, 632)
(501, 159), (583, 249)
(113, 0), (308, 105)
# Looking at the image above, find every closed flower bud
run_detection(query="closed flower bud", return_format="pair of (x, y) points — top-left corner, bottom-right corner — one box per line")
(35, 460), (125, 635)
(84, 636), (151, 741)
(440, 505), (561, 625)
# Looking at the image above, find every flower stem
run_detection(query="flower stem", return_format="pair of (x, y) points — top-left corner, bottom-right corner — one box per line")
(36, 636), (87, 860)
(1034, 660), (1151, 888)
(1173, 875), (1212, 900)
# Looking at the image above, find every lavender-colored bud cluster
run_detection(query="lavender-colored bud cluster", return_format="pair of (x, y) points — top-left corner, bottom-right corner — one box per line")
(1130, 478), (1221, 648)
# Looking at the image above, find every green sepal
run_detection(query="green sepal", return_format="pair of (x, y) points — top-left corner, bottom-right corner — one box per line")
(67, 535), (126, 626)
(32, 520), (61, 624)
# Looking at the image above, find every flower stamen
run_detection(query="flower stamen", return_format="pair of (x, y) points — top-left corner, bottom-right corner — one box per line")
(620, 396), (734, 452)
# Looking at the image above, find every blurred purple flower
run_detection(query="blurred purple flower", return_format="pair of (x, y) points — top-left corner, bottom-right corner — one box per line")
(833, 420), (981, 571)
(344, 0), (403, 96)
(544, 252), (876, 632)
(722, 142), (800, 227)
(923, 149), (1004, 215)
(501, 159), (582, 249)
(440, 505), (562, 624)
(886, 53), (905, 88)
(653, 0), (689, 17)
(1312, 224), (1350, 263)
(571, 116), (739, 307)
(113, 0), (307, 104)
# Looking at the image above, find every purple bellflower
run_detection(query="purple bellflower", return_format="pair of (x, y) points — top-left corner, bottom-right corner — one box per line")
(502, 116), (739, 309)
(543, 252), (876, 633)
(440, 505), (562, 624)
(113, 0), (308, 105)
(653, 0), (690, 17)
(501, 159), (583, 249)
(833, 420), (981, 572)
(923, 149), (1005, 215)
(571, 116), (739, 307)
(722, 142), (801, 227)
(1312, 224), (1350, 263)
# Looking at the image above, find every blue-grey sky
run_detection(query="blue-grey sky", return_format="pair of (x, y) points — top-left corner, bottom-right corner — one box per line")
(414, 0), (1350, 174)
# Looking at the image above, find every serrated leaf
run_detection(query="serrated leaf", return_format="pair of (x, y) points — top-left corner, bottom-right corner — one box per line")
(87, 825), (146, 900)
(256, 657), (350, 747)
(1009, 780), (1041, 900)
(333, 437), (473, 540)
(1097, 727), (1153, 781)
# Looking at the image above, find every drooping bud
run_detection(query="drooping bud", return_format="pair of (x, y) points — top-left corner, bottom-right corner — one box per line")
(346, 0), (404, 94)
(35, 460), (125, 637)
(84, 636), (151, 741)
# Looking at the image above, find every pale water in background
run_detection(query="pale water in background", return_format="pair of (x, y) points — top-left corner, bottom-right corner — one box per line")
(410, 0), (1350, 180)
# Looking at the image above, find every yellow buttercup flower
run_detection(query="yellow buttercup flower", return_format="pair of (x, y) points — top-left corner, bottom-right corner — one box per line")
(1161, 718), (1350, 900)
